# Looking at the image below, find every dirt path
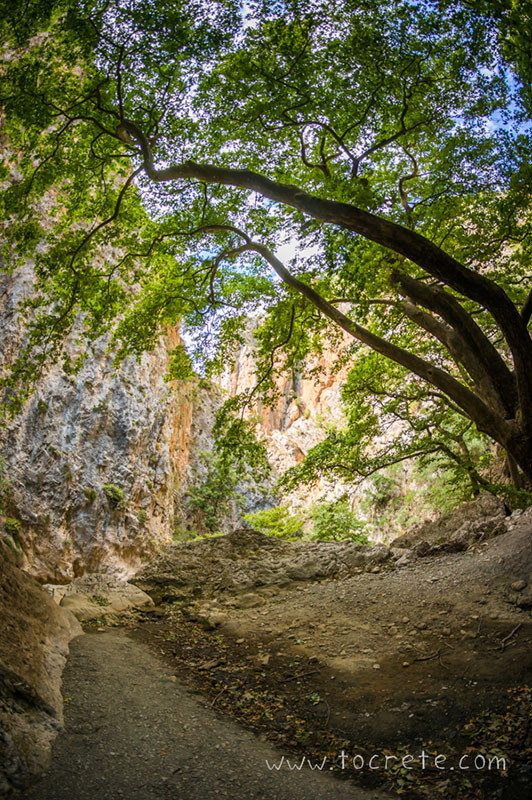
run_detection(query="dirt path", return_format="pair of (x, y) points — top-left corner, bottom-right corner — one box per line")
(24, 630), (389, 800)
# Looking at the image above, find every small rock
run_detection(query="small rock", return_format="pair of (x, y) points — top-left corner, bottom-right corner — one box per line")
(395, 555), (411, 567)
(402, 662), (410, 668)
(234, 593), (264, 609)
(511, 580), (527, 592)
(372, 663), (381, 669)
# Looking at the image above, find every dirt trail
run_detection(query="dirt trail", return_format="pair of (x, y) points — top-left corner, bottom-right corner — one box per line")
(24, 629), (389, 800)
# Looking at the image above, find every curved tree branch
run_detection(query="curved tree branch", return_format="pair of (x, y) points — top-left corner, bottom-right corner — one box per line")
(391, 270), (517, 418)
(207, 230), (513, 443)
(118, 120), (532, 435)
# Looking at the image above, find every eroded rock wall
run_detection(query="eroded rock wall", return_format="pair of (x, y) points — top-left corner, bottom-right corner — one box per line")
(0, 266), (215, 582)
(0, 541), (82, 795)
(221, 324), (355, 510)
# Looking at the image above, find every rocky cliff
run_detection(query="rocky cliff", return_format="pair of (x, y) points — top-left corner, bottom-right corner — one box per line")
(221, 323), (358, 510)
(0, 265), (220, 583)
(1, 258), (412, 581)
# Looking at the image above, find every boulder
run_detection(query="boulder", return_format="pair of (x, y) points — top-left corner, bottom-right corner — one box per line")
(390, 493), (507, 550)
(46, 574), (153, 621)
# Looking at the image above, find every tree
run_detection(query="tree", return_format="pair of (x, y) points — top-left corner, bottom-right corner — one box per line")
(279, 351), (498, 500)
(1, 0), (531, 486)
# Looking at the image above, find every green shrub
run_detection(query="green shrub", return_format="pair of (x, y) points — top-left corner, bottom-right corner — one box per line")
(137, 509), (148, 525)
(0, 458), (14, 514)
(89, 594), (110, 607)
(186, 451), (241, 531)
(83, 487), (97, 503)
(4, 517), (21, 536)
(311, 498), (370, 544)
(102, 484), (126, 509)
(1, 534), (24, 565)
(243, 505), (304, 540)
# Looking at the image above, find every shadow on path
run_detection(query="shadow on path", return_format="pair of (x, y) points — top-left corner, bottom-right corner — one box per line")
(24, 630), (390, 800)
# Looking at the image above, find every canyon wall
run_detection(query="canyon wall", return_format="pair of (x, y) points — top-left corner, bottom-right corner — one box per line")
(221, 323), (356, 510)
(0, 267), (383, 583)
(0, 265), (220, 582)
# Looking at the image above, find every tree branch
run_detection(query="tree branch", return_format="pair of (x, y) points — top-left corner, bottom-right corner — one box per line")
(391, 270), (517, 418)
(521, 289), (532, 327)
(212, 233), (511, 443)
(120, 119), (532, 431)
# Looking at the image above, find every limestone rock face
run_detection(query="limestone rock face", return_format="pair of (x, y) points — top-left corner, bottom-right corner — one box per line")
(0, 542), (82, 795)
(390, 493), (507, 550)
(221, 324), (352, 508)
(43, 575), (154, 621)
(0, 267), (213, 582)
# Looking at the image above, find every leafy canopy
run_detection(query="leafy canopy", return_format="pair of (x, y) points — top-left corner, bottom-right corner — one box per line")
(1, 0), (531, 487)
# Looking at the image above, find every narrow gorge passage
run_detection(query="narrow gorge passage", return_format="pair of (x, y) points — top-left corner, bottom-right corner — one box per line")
(24, 629), (389, 800)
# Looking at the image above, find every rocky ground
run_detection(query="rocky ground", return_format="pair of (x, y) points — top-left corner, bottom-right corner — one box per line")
(127, 495), (532, 799)
(5, 494), (532, 798)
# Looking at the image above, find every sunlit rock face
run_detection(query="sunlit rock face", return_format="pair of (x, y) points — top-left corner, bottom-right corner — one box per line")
(221, 323), (354, 509)
(0, 267), (211, 583)
(0, 266), (372, 582)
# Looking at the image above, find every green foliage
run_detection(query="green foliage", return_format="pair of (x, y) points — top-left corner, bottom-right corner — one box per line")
(472, 482), (532, 511)
(88, 594), (110, 607)
(137, 509), (148, 525)
(190, 530), (225, 541)
(3, 517), (21, 536)
(186, 451), (241, 531)
(0, 458), (14, 514)
(280, 351), (498, 502)
(310, 498), (370, 543)
(356, 455), (521, 539)
(243, 505), (305, 540)
(1, 0), (532, 491)
(101, 483), (126, 509)
(83, 487), (97, 503)
(363, 474), (401, 513)
(212, 398), (272, 486)
(165, 344), (195, 381)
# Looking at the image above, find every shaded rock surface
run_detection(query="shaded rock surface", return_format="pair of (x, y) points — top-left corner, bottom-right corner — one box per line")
(133, 496), (511, 606)
(390, 492), (507, 550)
(133, 528), (394, 605)
(0, 542), (81, 796)
(43, 575), (154, 621)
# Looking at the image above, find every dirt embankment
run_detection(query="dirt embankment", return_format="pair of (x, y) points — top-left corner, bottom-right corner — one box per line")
(0, 543), (81, 796)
